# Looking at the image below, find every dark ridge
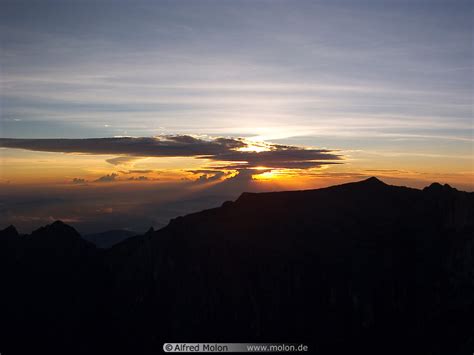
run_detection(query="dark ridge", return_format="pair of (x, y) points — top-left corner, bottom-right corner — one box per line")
(0, 179), (473, 355)
(327, 176), (392, 191)
(361, 176), (386, 185)
(221, 200), (233, 208)
(31, 220), (81, 238)
(26, 220), (97, 255)
(0, 225), (19, 239)
(83, 229), (137, 249)
(236, 176), (391, 204)
(424, 182), (457, 193)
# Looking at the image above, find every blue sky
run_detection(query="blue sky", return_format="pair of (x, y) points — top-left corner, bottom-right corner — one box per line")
(1, 0), (471, 145)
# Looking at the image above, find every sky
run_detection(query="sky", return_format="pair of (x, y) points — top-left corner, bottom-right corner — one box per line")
(0, 0), (472, 233)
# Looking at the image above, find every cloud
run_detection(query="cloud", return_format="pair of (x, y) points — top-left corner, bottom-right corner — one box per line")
(128, 176), (149, 181)
(120, 169), (154, 174)
(0, 136), (245, 157)
(72, 178), (87, 184)
(106, 156), (140, 165)
(188, 170), (230, 183)
(364, 169), (405, 173)
(94, 173), (118, 183)
(187, 169), (228, 175)
(0, 135), (342, 172)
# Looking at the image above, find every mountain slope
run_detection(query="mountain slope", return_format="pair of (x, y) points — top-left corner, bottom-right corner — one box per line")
(109, 177), (474, 354)
(1, 178), (473, 355)
(83, 229), (138, 248)
(0, 221), (113, 355)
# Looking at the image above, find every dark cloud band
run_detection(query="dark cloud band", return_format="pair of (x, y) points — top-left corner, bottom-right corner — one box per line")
(0, 135), (342, 170)
(0, 136), (245, 157)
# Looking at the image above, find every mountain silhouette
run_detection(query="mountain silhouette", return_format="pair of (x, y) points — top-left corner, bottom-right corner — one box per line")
(0, 177), (473, 355)
(83, 229), (138, 248)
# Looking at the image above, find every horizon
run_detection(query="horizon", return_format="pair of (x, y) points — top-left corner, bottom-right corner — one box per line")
(1, 0), (473, 233)
(1, 175), (469, 235)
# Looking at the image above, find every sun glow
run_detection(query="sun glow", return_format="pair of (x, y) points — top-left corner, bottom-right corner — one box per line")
(237, 141), (271, 153)
(253, 169), (281, 180)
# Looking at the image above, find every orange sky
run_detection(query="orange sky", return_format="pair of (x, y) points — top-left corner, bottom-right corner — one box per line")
(1, 139), (472, 191)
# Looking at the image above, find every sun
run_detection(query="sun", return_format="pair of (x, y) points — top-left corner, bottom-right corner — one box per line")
(237, 140), (271, 153)
(253, 169), (280, 180)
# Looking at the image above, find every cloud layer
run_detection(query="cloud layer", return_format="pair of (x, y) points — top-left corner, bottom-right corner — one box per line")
(0, 135), (342, 171)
